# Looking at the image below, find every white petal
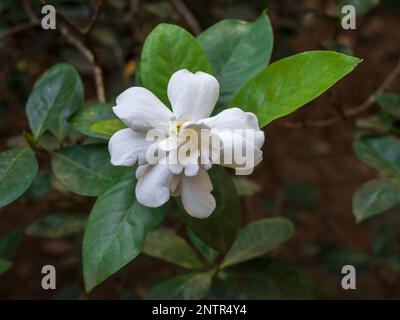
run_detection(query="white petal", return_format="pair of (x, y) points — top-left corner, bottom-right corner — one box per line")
(168, 69), (219, 121)
(108, 128), (155, 166)
(196, 108), (265, 173)
(135, 163), (177, 208)
(196, 107), (261, 131)
(113, 87), (172, 133)
(180, 168), (216, 219)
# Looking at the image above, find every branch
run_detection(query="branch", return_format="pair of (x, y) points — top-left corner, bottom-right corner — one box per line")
(283, 55), (400, 129)
(0, 22), (40, 39)
(34, 0), (106, 103)
(82, 0), (104, 35)
(169, 0), (201, 35)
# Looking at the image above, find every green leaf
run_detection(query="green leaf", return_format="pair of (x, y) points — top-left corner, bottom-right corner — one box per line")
(181, 166), (241, 253)
(353, 135), (400, 175)
(198, 11), (273, 109)
(221, 217), (294, 268)
(25, 213), (88, 238)
(52, 144), (130, 197)
(232, 177), (262, 196)
(90, 119), (126, 138)
(26, 63), (83, 141)
(321, 247), (369, 272)
(146, 272), (213, 300)
(0, 259), (12, 274)
(140, 23), (211, 106)
(25, 171), (52, 199)
(187, 228), (219, 265)
(144, 228), (204, 269)
(0, 148), (38, 208)
(231, 51), (361, 127)
(211, 258), (315, 299)
(0, 228), (23, 275)
(70, 103), (116, 139)
(83, 177), (166, 292)
(375, 93), (400, 118)
(353, 178), (400, 222)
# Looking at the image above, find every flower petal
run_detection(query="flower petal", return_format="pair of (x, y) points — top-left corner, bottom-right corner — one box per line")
(196, 108), (265, 173)
(180, 168), (216, 218)
(113, 87), (172, 133)
(168, 69), (219, 121)
(135, 162), (177, 208)
(109, 128), (155, 166)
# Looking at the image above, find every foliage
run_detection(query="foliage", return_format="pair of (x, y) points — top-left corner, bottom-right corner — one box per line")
(0, 9), (360, 298)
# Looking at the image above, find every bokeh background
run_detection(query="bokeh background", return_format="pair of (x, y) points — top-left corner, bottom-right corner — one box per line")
(1, 0), (400, 299)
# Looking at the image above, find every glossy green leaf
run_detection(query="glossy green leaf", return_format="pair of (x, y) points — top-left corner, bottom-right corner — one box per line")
(144, 228), (202, 269)
(182, 166), (241, 253)
(25, 171), (52, 199)
(0, 228), (23, 275)
(353, 135), (400, 175)
(144, 228), (203, 269)
(146, 272), (213, 300)
(198, 11), (273, 109)
(90, 119), (126, 138)
(375, 93), (400, 118)
(26, 63), (83, 141)
(52, 144), (130, 197)
(25, 213), (88, 238)
(140, 23), (211, 105)
(221, 217), (294, 268)
(70, 103), (116, 139)
(231, 51), (361, 127)
(0, 148), (38, 208)
(353, 178), (400, 223)
(187, 228), (219, 265)
(83, 177), (166, 292)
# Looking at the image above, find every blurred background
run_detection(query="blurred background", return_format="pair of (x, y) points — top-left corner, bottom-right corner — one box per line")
(1, 0), (400, 299)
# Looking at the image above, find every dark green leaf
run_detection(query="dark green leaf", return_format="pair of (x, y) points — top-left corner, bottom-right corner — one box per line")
(25, 171), (52, 199)
(232, 177), (262, 197)
(211, 258), (315, 299)
(70, 103), (116, 139)
(140, 23), (211, 106)
(52, 144), (130, 196)
(146, 272), (213, 300)
(198, 11), (273, 109)
(83, 177), (166, 292)
(26, 63), (83, 141)
(321, 247), (369, 272)
(181, 166), (241, 253)
(221, 217), (294, 268)
(26, 213), (88, 238)
(0, 228), (23, 275)
(353, 135), (400, 175)
(90, 119), (126, 138)
(144, 228), (204, 269)
(230, 51), (361, 127)
(375, 93), (400, 118)
(187, 228), (219, 265)
(353, 178), (400, 222)
(0, 148), (38, 208)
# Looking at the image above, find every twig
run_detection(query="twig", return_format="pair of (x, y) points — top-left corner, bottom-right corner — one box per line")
(33, 0), (106, 103)
(0, 22), (40, 39)
(82, 0), (104, 35)
(283, 55), (400, 128)
(169, 0), (202, 35)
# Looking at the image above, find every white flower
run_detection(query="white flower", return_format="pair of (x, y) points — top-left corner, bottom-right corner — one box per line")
(108, 69), (264, 218)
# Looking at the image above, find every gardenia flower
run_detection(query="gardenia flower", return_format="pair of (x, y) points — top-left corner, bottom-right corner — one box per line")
(108, 69), (264, 218)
